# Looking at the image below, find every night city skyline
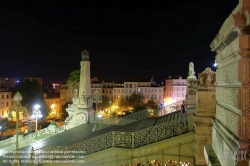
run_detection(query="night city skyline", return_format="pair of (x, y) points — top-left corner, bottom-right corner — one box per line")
(0, 0), (238, 83)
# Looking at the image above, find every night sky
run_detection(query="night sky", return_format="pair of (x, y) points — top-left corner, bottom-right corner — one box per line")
(0, 0), (238, 83)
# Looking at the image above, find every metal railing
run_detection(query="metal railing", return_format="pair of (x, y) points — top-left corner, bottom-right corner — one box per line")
(34, 114), (194, 159)
(0, 100), (193, 153)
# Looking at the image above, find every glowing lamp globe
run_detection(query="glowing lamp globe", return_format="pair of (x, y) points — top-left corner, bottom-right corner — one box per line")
(14, 91), (22, 102)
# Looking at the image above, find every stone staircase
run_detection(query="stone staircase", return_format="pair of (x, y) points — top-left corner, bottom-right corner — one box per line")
(31, 113), (194, 165)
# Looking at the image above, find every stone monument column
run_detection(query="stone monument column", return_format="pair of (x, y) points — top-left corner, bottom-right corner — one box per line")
(65, 50), (94, 129)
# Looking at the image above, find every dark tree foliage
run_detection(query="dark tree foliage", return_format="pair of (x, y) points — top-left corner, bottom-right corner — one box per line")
(119, 98), (129, 109)
(97, 97), (110, 110)
(66, 70), (80, 89)
(146, 99), (159, 110)
(13, 78), (48, 117)
(127, 93), (146, 112)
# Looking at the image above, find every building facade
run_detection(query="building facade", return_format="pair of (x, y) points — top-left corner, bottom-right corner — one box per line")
(164, 76), (187, 105)
(0, 91), (14, 117)
(62, 77), (164, 106)
(202, 1), (250, 165)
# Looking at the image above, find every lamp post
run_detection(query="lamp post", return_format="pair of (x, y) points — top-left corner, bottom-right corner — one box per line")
(98, 114), (103, 129)
(8, 91), (28, 166)
(0, 122), (6, 140)
(32, 104), (42, 139)
(92, 90), (102, 131)
(109, 100), (112, 125)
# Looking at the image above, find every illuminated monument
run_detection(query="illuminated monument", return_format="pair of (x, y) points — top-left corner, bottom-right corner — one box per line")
(65, 50), (94, 129)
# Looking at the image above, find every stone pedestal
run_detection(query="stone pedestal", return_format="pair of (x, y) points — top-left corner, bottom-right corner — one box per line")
(186, 83), (197, 109)
(186, 62), (198, 108)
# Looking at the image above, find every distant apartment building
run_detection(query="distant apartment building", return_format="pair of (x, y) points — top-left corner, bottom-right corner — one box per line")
(61, 77), (164, 105)
(91, 77), (164, 104)
(0, 89), (14, 118)
(164, 76), (186, 105)
(0, 78), (17, 88)
(59, 83), (75, 105)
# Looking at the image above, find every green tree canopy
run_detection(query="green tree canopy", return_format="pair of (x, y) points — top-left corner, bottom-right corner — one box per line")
(66, 70), (80, 89)
(98, 97), (110, 110)
(13, 78), (48, 117)
(146, 99), (159, 110)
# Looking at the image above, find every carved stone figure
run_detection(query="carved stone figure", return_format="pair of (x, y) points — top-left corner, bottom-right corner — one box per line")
(189, 62), (195, 76)
(81, 49), (89, 60)
(199, 68), (216, 85)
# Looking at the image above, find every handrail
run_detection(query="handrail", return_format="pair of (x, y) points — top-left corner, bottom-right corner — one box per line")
(0, 100), (192, 152)
(34, 114), (194, 159)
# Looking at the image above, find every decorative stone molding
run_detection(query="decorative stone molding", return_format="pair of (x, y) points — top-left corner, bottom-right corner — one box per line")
(244, 10), (250, 26)
(216, 61), (238, 84)
(232, 14), (246, 27)
(198, 68), (216, 87)
(216, 104), (239, 136)
(243, 87), (250, 111)
(210, 16), (236, 51)
(243, 117), (250, 139)
(216, 36), (239, 63)
(216, 87), (238, 109)
(241, 57), (250, 83)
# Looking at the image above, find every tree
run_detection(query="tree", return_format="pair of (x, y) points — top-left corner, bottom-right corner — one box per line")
(97, 97), (110, 110)
(119, 98), (129, 110)
(13, 78), (48, 117)
(127, 93), (146, 112)
(146, 99), (159, 110)
(66, 70), (80, 89)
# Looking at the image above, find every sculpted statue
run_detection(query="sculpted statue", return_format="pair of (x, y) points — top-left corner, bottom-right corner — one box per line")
(189, 62), (195, 77)
(81, 49), (89, 60)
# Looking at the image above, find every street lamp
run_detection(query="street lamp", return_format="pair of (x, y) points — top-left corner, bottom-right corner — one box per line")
(0, 122), (6, 140)
(92, 90), (102, 131)
(32, 104), (42, 139)
(98, 114), (103, 129)
(8, 91), (28, 166)
(109, 100), (112, 125)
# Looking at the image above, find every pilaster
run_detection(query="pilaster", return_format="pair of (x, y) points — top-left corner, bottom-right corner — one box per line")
(193, 68), (216, 166)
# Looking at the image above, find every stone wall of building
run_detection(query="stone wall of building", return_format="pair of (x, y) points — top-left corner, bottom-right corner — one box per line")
(204, 0), (250, 165)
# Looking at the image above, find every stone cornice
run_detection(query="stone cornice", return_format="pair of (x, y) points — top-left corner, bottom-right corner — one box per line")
(212, 118), (240, 152)
(210, 16), (238, 52)
(216, 83), (242, 87)
(212, 31), (240, 55)
(210, 2), (242, 53)
(217, 52), (241, 68)
(216, 102), (242, 115)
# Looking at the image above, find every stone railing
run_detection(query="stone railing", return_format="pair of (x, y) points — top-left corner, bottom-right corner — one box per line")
(0, 100), (192, 153)
(160, 100), (184, 116)
(160, 100), (196, 116)
(34, 114), (194, 159)
(0, 124), (67, 153)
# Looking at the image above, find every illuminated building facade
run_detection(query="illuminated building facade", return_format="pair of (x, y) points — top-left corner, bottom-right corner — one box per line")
(164, 76), (187, 105)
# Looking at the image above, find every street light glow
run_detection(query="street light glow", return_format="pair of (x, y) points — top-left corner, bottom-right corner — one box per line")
(34, 104), (40, 110)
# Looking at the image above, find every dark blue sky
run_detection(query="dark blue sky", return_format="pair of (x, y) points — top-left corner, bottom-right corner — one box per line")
(0, 0), (238, 83)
